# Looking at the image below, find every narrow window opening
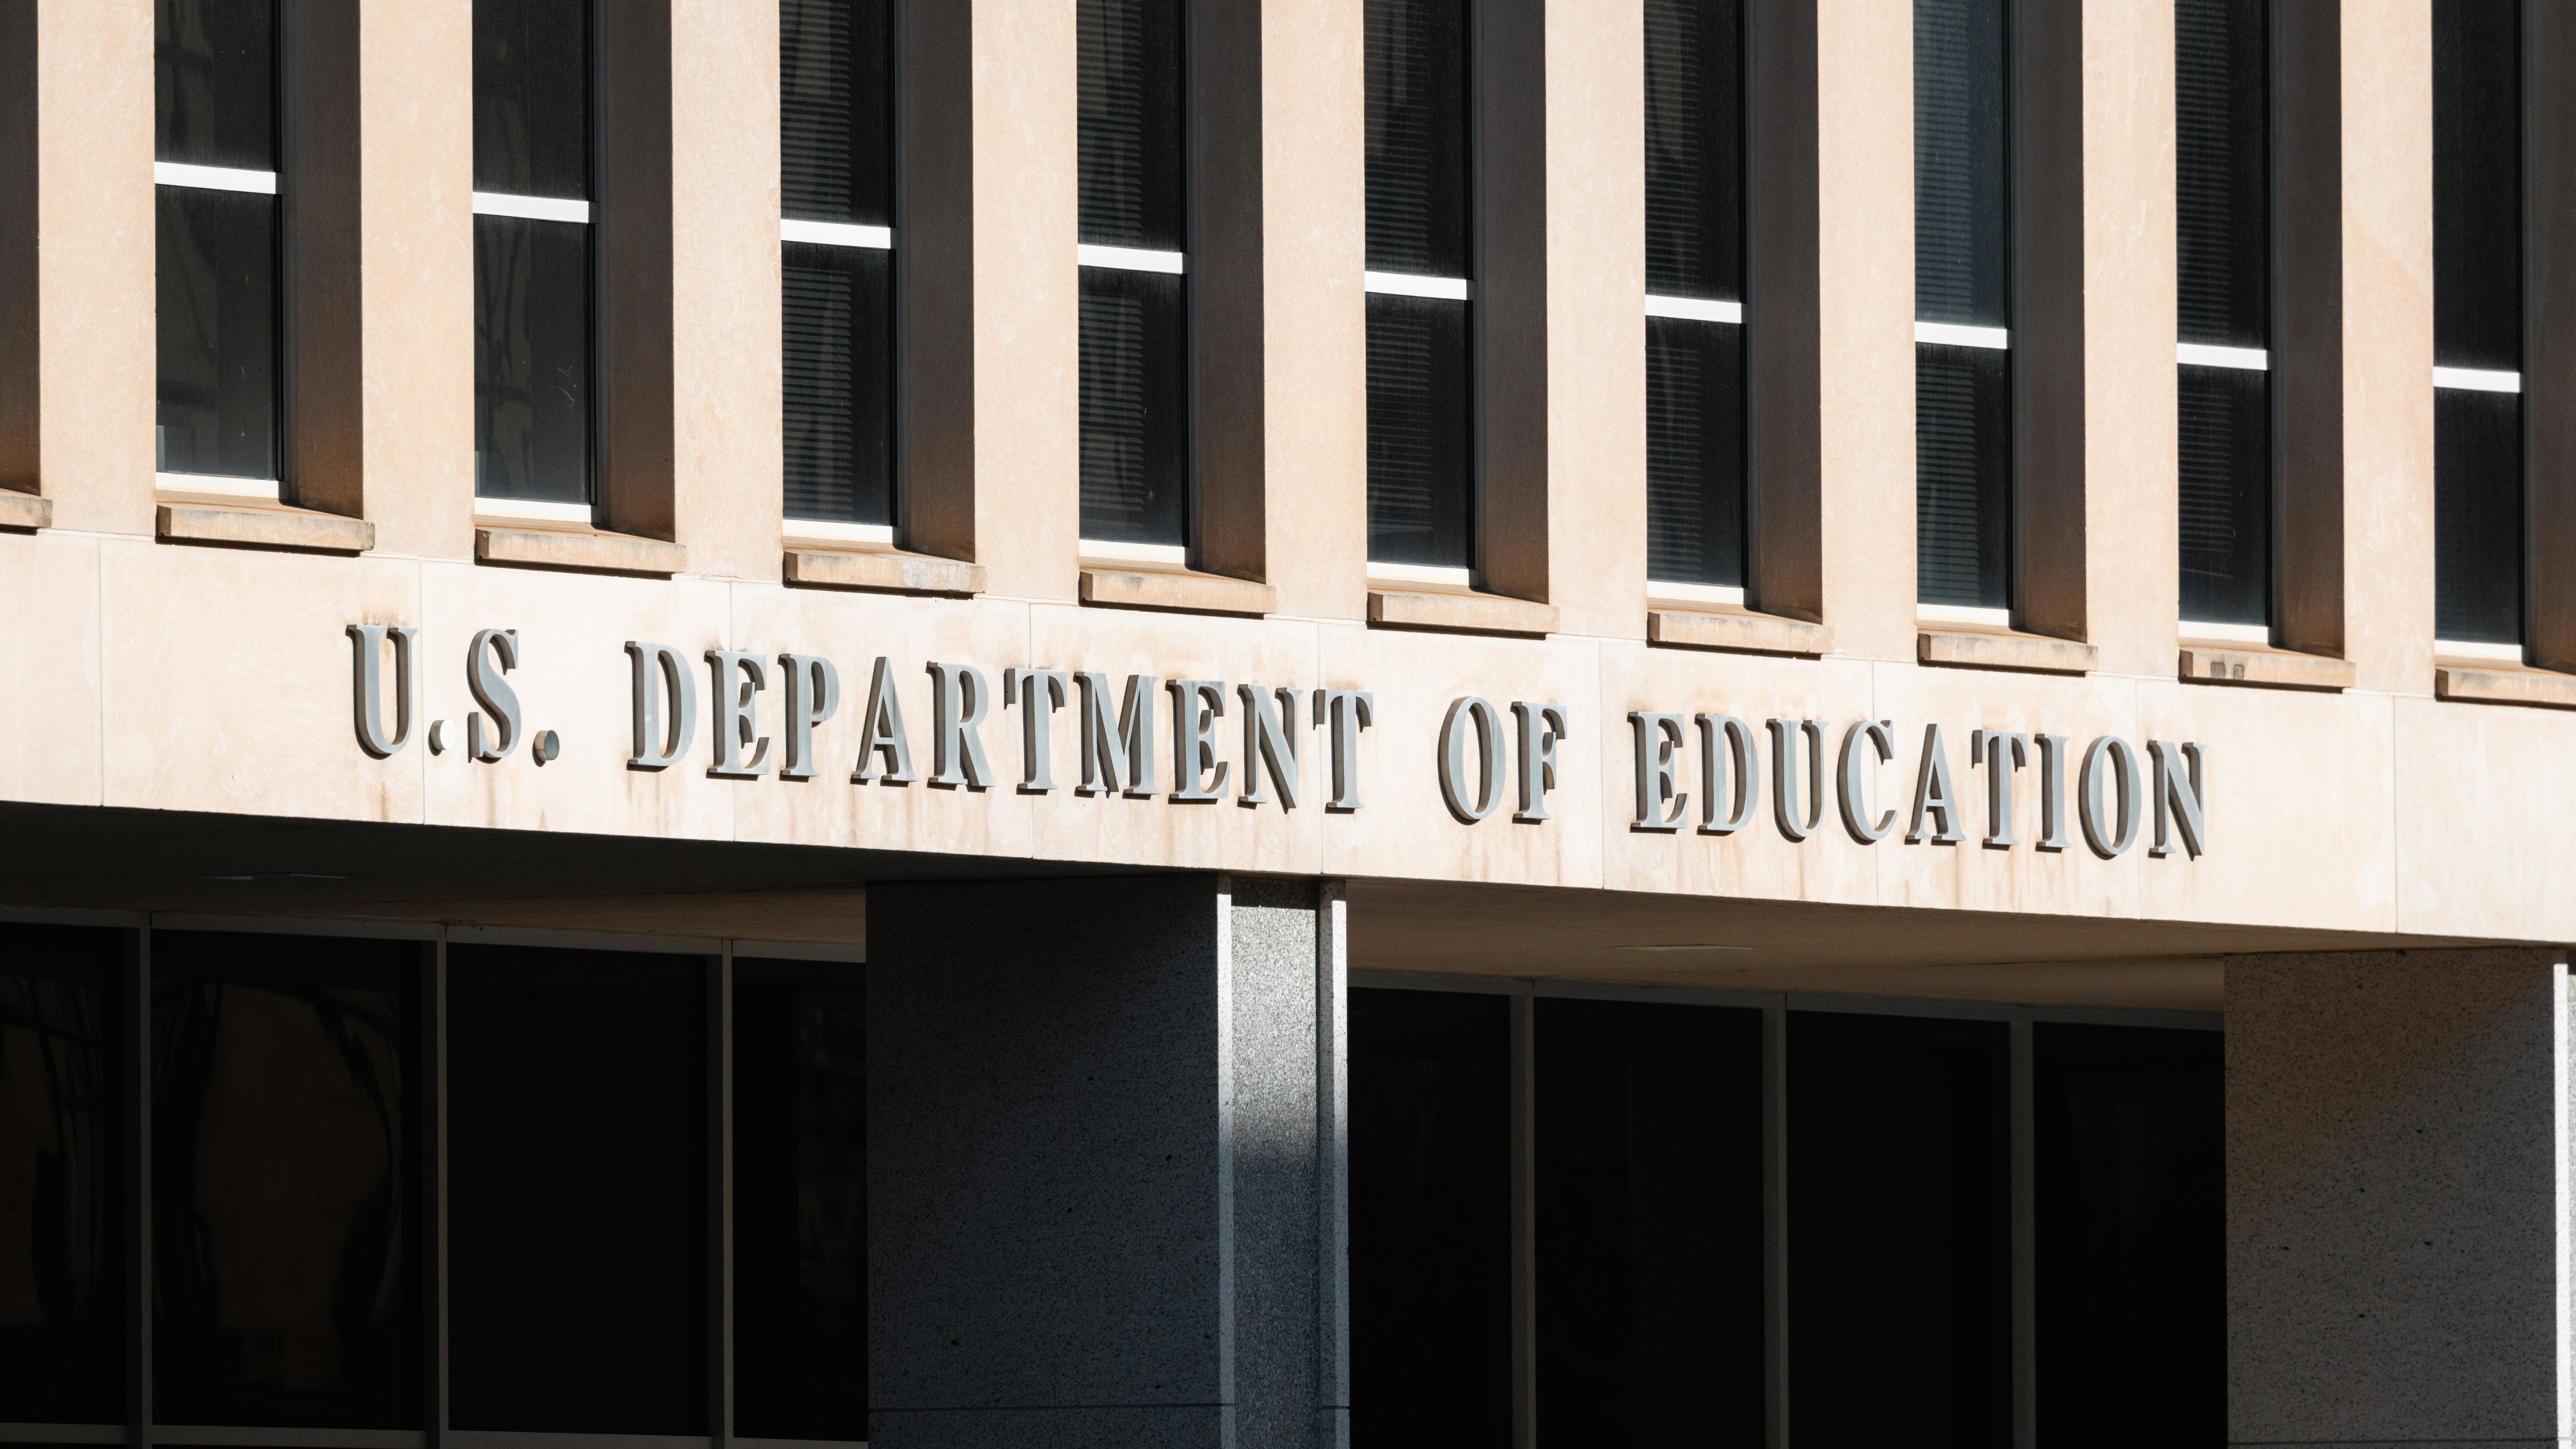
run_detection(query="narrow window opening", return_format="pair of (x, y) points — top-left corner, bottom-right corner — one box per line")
(782, 0), (896, 538)
(2432, 0), (2523, 651)
(1914, 0), (2011, 614)
(1644, 0), (1747, 596)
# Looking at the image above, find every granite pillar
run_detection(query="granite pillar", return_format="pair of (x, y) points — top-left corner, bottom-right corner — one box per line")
(868, 874), (1347, 1449)
(2226, 948), (2570, 1448)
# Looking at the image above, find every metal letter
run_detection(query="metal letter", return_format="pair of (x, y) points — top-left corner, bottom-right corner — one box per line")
(346, 625), (419, 758)
(1511, 702), (1569, 823)
(1836, 719), (1897, 843)
(1006, 668), (1070, 793)
(851, 656), (917, 784)
(1766, 718), (1827, 842)
(1695, 714), (1759, 834)
(1628, 711), (1688, 832)
(2033, 732), (2073, 851)
(1905, 723), (1967, 844)
(777, 654), (841, 781)
(1314, 689), (1376, 812)
(706, 650), (775, 779)
(1168, 679), (1231, 802)
(1970, 728), (2031, 849)
(625, 641), (698, 771)
(1237, 684), (1305, 809)
(2078, 735), (2141, 858)
(2149, 740), (2208, 858)
(1438, 696), (1506, 823)
(465, 629), (522, 764)
(925, 662), (995, 789)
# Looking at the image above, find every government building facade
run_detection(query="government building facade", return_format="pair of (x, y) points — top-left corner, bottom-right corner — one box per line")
(0, 1), (2566, 1445)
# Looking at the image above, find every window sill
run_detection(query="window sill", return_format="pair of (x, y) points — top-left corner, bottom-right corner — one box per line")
(787, 547), (984, 596)
(2434, 664), (2576, 711)
(476, 526), (686, 578)
(159, 499), (374, 555)
(1918, 627), (2096, 675)
(1649, 606), (1833, 658)
(2177, 644), (2353, 692)
(1367, 588), (1558, 638)
(1079, 566), (1275, 617)
(0, 491), (51, 530)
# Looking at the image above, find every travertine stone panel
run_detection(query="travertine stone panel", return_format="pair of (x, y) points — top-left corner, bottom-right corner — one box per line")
(2394, 696), (2576, 941)
(2227, 950), (2565, 1445)
(0, 531), (103, 805)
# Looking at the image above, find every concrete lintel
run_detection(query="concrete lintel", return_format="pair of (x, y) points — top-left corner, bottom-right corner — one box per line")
(1368, 589), (1560, 638)
(786, 548), (986, 596)
(2433, 666), (2576, 711)
(476, 526), (687, 577)
(158, 502), (375, 555)
(1918, 629), (2099, 676)
(2177, 646), (2356, 692)
(1648, 607), (1835, 658)
(1079, 567), (1277, 617)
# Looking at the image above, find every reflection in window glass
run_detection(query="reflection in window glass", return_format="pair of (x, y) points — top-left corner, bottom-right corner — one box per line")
(782, 0), (892, 226)
(784, 242), (895, 526)
(2176, 0), (2268, 350)
(151, 932), (416, 1430)
(1917, 342), (2011, 610)
(157, 187), (278, 481)
(473, 214), (592, 505)
(1647, 316), (1745, 588)
(2433, 0), (2521, 646)
(1914, 0), (2007, 329)
(2435, 388), (2524, 646)
(1365, 294), (1473, 569)
(1645, 0), (1743, 301)
(2178, 363), (2271, 627)
(155, 0), (275, 170)
(472, 0), (590, 199)
(1078, 0), (1184, 252)
(1079, 266), (1189, 547)
(1364, 0), (1470, 278)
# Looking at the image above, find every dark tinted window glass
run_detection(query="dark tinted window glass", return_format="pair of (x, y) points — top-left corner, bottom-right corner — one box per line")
(474, 214), (592, 504)
(1079, 266), (1189, 546)
(1350, 988), (1509, 1447)
(784, 241), (894, 525)
(1914, 0), (2007, 327)
(734, 965), (866, 1441)
(2433, 0), (2519, 372)
(1645, 0), (1742, 300)
(448, 947), (706, 1434)
(0, 927), (125, 1426)
(157, 186), (277, 481)
(473, 0), (590, 199)
(2436, 387), (2523, 645)
(2178, 363), (2270, 626)
(151, 932), (417, 1429)
(1535, 999), (1762, 1447)
(1366, 294), (1473, 569)
(156, 0), (275, 169)
(1789, 1011), (2008, 1449)
(1365, 0), (1470, 277)
(782, 0), (892, 226)
(1917, 342), (2011, 609)
(1079, 0), (1185, 250)
(2033, 1024), (2221, 1449)
(1646, 317), (1745, 587)
(2176, 0), (2268, 348)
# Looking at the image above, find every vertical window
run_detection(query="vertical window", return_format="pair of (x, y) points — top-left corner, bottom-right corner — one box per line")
(2176, 0), (2272, 637)
(2432, 1), (2522, 652)
(473, 0), (594, 510)
(782, 0), (896, 536)
(1644, 0), (1747, 596)
(1077, 0), (1189, 557)
(1365, 0), (1473, 575)
(155, 0), (280, 491)
(1915, 0), (2012, 617)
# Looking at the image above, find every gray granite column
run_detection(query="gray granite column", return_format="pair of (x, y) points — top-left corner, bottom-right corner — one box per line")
(2227, 948), (2568, 1448)
(867, 874), (1347, 1449)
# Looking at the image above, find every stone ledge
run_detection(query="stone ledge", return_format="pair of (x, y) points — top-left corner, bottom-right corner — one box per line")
(2435, 666), (2576, 710)
(159, 502), (375, 554)
(477, 527), (686, 577)
(1080, 567), (1276, 616)
(788, 549), (985, 596)
(1649, 608), (1834, 657)
(0, 492), (52, 530)
(1369, 589), (1560, 637)
(1918, 629), (2097, 675)
(2178, 646), (2354, 691)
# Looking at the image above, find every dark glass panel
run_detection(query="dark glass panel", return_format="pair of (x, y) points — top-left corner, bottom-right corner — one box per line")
(1534, 999), (1762, 1447)
(1789, 1011), (2009, 1449)
(1364, 0), (1470, 277)
(2178, 362), (2270, 627)
(1078, 0), (1185, 250)
(474, 214), (592, 505)
(1366, 292), (1472, 568)
(473, 0), (590, 199)
(1917, 341), (2011, 610)
(1913, 0), (2007, 328)
(1350, 988), (1509, 1448)
(2432, 0), (2520, 372)
(447, 947), (706, 1434)
(734, 964), (866, 1441)
(1644, 0), (1743, 300)
(2176, 0), (2269, 348)
(1646, 316), (1745, 587)
(156, 0), (275, 170)
(151, 932), (417, 1429)
(782, 0), (893, 226)
(2436, 387), (2524, 645)
(1078, 266), (1190, 546)
(2033, 1024), (2222, 1449)
(784, 241), (894, 526)
(157, 186), (278, 481)
(0, 927), (124, 1425)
